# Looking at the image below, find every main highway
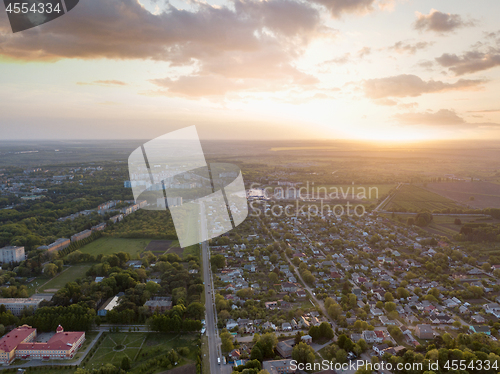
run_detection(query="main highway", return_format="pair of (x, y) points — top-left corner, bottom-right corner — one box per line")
(200, 201), (232, 373)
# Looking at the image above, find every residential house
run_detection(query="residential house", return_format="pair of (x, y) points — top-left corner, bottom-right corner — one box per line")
(415, 324), (434, 340)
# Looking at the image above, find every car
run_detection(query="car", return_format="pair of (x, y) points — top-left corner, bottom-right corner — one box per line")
(208, 291), (210, 294)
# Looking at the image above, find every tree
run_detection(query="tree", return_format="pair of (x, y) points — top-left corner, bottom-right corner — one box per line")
(291, 342), (315, 365)
(221, 330), (234, 352)
(43, 263), (58, 278)
(384, 302), (396, 312)
(482, 263), (491, 272)
(396, 287), (409, 299)
(454, 218), (462, 225)
(186, 302), (205, 320)
(210, 254), (226, 269)
(121, 356), (131, 371)
(250, 345), (263, 361)
(269, 272), (278, 284)
(319, 322), (334, 340)
(384, 292), (394, 302)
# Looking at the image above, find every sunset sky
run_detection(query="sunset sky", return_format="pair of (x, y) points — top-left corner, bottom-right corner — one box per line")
(1, 0), (500, 141)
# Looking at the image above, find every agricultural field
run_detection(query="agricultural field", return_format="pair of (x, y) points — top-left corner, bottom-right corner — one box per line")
(422, 215), (497, 239)
(423, 181), (500, 209)
(77, 237), (151, 257)
(386, 184), (464, 212)
(86, 332), (198, 374)
(144, 240), (182, 257)
(40, 264), (92, 292)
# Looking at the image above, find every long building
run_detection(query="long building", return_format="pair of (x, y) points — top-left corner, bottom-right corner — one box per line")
(0, 298), (44, 316)
(0, 325), (85, 364)
(70, 229), (92, 242)
(37, 238), (71, 252)
(0, 246), (25, 264)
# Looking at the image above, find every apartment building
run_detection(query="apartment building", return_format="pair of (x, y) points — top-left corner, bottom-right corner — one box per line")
(0, 246), (25, 264)
(70, 230), (92, 242)
(0, 298), (44, 316)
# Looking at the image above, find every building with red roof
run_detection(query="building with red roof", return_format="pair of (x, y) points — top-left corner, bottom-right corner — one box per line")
(0, 325), (36, 364)
(0, 325), (84, 364)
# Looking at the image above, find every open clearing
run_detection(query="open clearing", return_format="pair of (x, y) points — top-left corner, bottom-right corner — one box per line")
(78, 237), (151, 257)
(423, 181), (500, 209)
(40, 264), (92, 292)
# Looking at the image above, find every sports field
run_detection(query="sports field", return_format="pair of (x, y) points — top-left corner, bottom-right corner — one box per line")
(40, 264), (92, 292)
(78, 237), (151, 257)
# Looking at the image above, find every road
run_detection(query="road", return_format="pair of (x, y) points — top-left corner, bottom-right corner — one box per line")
(374, 183), (402, 212)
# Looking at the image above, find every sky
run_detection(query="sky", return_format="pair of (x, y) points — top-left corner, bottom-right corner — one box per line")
(1, 0), (500, 142)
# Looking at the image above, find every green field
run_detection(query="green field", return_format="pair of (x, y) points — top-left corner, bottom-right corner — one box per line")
(40, 264), (92, 292)
(86, 332), (198, 373)
(77, 237), (151, 257)
(387, 184), (463, 212)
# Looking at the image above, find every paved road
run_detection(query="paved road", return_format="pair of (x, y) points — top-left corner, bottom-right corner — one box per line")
(202, 239), (223, 374)
(374, 183), (402, 212)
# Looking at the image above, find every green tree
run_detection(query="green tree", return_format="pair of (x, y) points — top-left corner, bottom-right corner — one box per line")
(121, 356), (131, 371)
(291, 342), (315, 365)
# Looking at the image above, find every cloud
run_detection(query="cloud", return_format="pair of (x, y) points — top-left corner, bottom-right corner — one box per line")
(373, 98), (398, 106)
(398, 102), (419, 109)
(388, 41), (434, 54)
(435, 50), (500, 76)
(393, 109), (500, 127)
(363, 74), (486, 99)
(77, 80), (128, 86)
(416, 60), (435, 71)
(307, 0), (395, 19)
(467, 109), (500, 113)
(0, 0), (327, 97)
(413, 9), (476, 34)
(357, 46), (371, 58)
(319, 47), (370, 67)
(321, 53), (351, 65)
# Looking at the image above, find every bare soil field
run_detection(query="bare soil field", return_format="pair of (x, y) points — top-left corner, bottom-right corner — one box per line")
(144, 240), (173, 256)
(423, 181), (500, 209)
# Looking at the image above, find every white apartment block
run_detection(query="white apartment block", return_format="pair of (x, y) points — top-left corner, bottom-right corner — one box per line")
(0, 246), (25, 264)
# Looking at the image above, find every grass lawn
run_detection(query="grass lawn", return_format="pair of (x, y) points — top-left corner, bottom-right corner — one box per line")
(201, 335), (210, 374)
(41, 264), (92, 292)
(85, 332), (199, 374)
(77, 237), (151, 257)
(26, 275), (51, 296)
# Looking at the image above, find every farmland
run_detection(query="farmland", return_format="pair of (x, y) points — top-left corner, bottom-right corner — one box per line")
(144, 240), (183, 257)
(77, 237), (151, 257)
(423, 181), (500, 209)
(386, 184), (464, 212)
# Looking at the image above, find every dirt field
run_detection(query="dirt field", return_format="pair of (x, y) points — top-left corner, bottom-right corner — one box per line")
(423, 181), (500, 209)
(167, 246), (183, 256)
(144, 240), (173, 256)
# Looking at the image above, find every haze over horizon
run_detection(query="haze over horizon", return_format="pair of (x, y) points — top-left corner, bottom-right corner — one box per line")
(1, 0), (500, 141)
